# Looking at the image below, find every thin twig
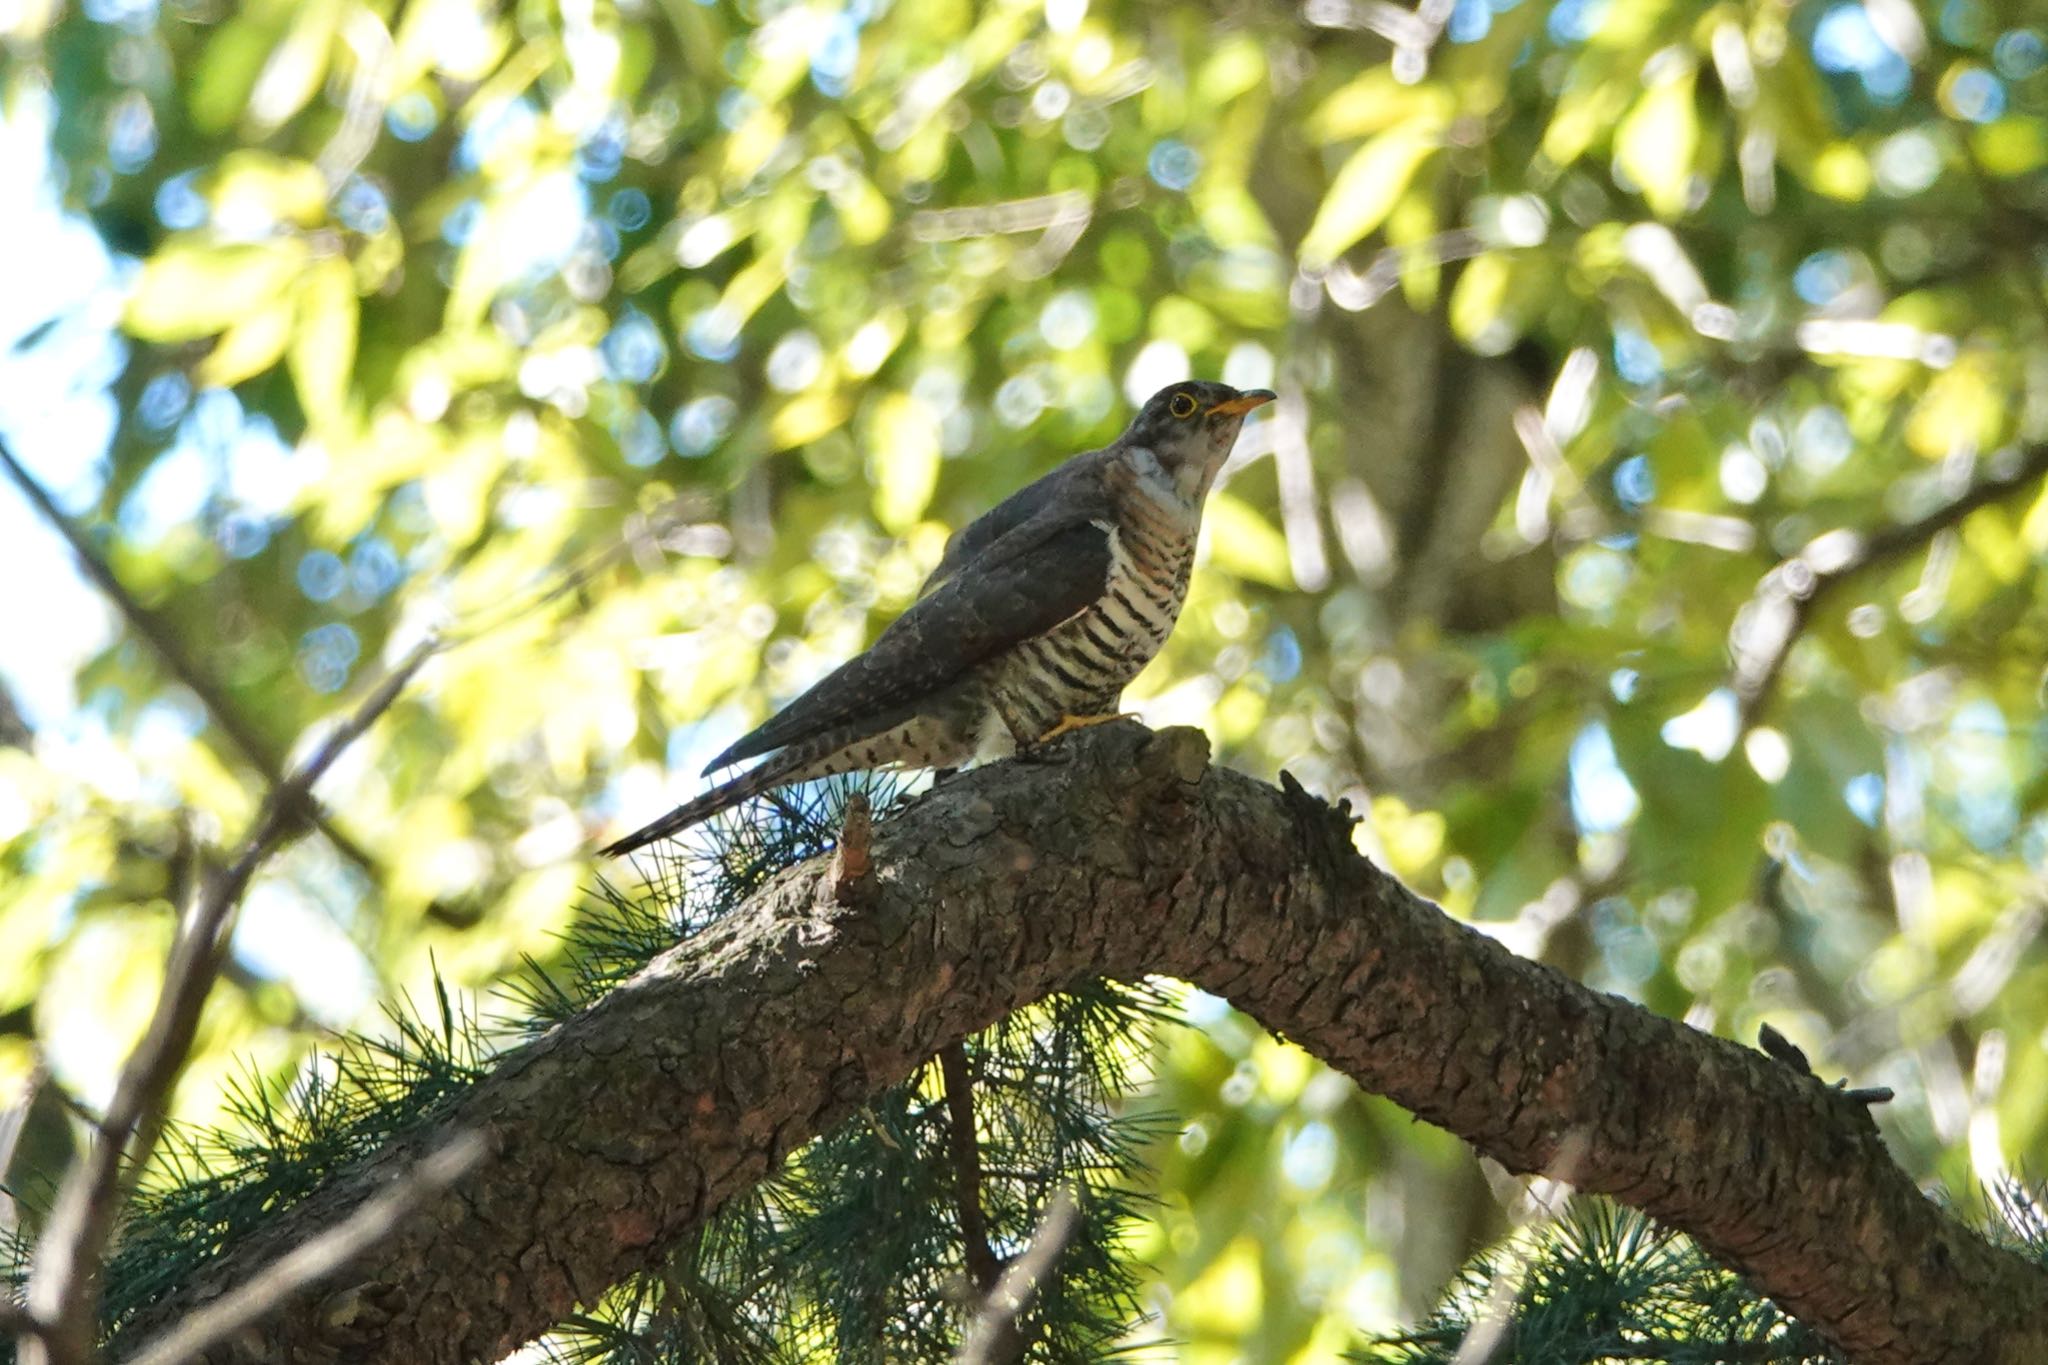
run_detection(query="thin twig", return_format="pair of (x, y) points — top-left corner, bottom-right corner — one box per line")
(938, 1043), (1001, 1295)
(953, 1189), (1079, 1365)
(0, 435), (384, 881)
(1451, 1132), (1589, 1365)
(116, 1130), (486, 1365)
(1731, 441), (2048, 729)
(20, 636), (438, 1365)
(0, 1061), (43, 1236)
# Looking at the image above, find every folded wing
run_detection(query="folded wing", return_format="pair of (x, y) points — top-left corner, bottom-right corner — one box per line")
(703, 504), (1112, 773)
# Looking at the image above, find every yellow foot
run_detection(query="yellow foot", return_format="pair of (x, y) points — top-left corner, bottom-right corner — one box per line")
(1034, 712), (1134, 744)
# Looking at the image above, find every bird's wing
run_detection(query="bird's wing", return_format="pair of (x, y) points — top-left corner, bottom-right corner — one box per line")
(704, 491), (1114, 772)
(918, 457), (1087, 596)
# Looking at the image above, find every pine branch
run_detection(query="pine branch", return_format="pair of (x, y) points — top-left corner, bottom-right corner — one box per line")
(106, 722), (2048, 1364)
(117, 1131), (485, 1365)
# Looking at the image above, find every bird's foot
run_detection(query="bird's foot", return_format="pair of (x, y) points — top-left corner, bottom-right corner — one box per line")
(1034, 711), (1133, 745)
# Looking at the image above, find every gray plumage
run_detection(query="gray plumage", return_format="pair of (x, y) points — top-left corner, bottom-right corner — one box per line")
(601, 380), (1274, 856)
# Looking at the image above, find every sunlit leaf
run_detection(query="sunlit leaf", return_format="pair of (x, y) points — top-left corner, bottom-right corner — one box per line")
(1308, 69), (1439, 144)
(1807, 141), (1873, 200)
(1614, 66), (1698, 218)
(196, 297), (294, 388)
(126, 238), (309, 342)
(1448, 252), (1514, 346)
(245, 0), (341, 132)
(867, 393), (941, 534)
(1906, 355), (2003, 458)
(1972, 117), (2048, 177)
(1298, 120), (1441, 268)
(188, 3), (294, 134)
(773, 392), (850, 449)
(289, 254), (359, 430)
(209, 150), (329, 229)
(1204, 492), (1292, 589)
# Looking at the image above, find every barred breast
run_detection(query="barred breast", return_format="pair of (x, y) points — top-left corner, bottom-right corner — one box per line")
(983, 453), (1200, 745)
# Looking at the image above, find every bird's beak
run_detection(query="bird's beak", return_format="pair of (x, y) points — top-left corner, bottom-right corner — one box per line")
(1208, 390), (1277, 416)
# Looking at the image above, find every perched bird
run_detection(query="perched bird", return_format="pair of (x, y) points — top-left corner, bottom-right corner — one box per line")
(601, 380), (1275, 856)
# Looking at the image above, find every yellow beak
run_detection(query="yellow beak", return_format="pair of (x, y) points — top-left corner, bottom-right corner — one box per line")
(1208, 389), (1277, 416)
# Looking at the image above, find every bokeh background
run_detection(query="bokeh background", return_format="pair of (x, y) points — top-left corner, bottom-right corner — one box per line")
(2, 0), (2047, 1356)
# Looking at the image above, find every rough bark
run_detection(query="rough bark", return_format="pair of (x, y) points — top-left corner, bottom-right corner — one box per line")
(122, 723), (2048, 1364)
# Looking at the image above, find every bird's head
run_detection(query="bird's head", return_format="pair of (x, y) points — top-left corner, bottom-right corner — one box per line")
(1121, 381), (1276, 501)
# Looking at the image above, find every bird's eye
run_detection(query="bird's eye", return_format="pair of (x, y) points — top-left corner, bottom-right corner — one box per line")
(1169, 392), (1198, 419)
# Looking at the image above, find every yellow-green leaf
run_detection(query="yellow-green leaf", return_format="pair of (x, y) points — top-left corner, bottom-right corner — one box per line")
(210, 150), (329, 228)
(1204, 491), (1293, 589)
(290, 255), (359, 429)
(1308, 70), (1450, 145)
(196, 297), (294, 388)
(1449, 252), (1514, 345)
(1972, 117), (2048, 177)
(126, 237), (308, 342)
(833, 174), (893, 247)
(245, 0), (341, 132)
(188, 6), (292, 135)
(773, 392), (849, 449)
(1614, 67), (1698, 218)
(867, 393), (940, 534)
(1299, 121), (1440, 267)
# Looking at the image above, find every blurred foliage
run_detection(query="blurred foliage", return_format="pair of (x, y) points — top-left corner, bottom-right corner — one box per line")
(3, 0), (2048, 1354)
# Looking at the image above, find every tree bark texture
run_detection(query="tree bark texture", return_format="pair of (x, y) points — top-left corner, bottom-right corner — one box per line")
(124, 723), (2048, 1364)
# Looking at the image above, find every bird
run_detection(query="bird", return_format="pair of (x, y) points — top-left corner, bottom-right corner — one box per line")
(601, 380), (1276, 856)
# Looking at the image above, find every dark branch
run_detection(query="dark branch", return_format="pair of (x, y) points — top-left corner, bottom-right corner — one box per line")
(111, 722), (2048, 1365)
(20, 639), (437, 1365)
(937, 1043), (1001, 1296)
(0, 435), (385, 882)
(953, 1189), (1079, 1365)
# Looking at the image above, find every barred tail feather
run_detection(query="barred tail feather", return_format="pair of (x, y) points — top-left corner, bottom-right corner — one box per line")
(599, 744), (832, 857)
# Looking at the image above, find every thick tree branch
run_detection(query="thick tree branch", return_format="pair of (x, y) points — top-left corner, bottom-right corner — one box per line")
(117, 723), (2048, 1364)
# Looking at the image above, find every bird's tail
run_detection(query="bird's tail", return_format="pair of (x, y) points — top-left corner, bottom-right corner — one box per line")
(598, 738), (844, 857)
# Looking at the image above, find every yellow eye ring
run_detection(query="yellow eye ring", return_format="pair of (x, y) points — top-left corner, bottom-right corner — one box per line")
(1169, 392), (1198, 419)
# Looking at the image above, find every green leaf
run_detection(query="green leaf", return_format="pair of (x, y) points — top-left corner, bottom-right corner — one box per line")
(126, 238), (309, 343)
(196, 297), (294, 388)
(867, 393), (941, 534)
(289, 255), (359, 430)
(1204, 492), (1293, 589)
(209, 151), (330, 228)
(1614, 66), (1698, 218)
(244, 0), (342, 132)
(187, 5), (293, 135)
(1609, 705), (1771, 919)
(1299, 120), (1441, 268)
(1973, 117), (2048, 177)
